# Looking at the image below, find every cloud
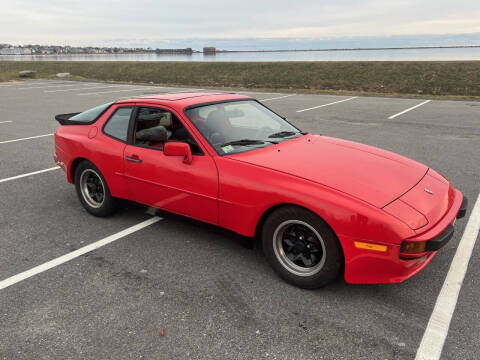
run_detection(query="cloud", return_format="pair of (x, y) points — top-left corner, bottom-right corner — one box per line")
(1, 0), (479, 46)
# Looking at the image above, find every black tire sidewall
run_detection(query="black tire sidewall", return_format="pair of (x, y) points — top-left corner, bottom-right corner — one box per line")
(74, 160), (116, 217)
(262, 206), (343, 289)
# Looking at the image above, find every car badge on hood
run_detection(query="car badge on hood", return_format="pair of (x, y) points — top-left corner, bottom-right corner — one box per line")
(424, 188), (434, 195)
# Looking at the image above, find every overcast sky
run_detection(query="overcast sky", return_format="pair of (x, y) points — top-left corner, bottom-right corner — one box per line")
(1, 0), (480, 46)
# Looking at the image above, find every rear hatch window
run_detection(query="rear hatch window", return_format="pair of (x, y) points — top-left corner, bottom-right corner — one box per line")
(56, 102), (113, 125)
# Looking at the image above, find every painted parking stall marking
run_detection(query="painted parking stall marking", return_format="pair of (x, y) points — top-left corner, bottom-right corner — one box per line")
(0, 81), (71, 87)
(416, 193), (480, 360)
(296, 96), (358, 113)
(237, 90), (288, 95)
(45, 85), (130, 93)
(169, 88), (205, 93)
(16, 83), (81, 90)
(0, 133), (53, 144)
(116, 87), (208, 99)
(0, 167), (61, 184)
(0, 121), (12, 124)
(0, 217), (162, 291)
(260, 94), (297, 102)
(77, 87), (154, 95)
(388, 100), (432, 119)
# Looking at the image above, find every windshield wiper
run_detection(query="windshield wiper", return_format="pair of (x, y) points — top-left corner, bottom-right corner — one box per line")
(268, 131), (299, 138)
(220, 139), (277, 147)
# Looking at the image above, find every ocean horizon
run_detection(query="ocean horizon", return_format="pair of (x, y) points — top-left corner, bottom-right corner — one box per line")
(1, 46), (480, 61)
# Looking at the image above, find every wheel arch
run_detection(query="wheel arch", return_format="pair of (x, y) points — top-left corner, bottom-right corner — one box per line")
(69, 157), (91, 183)
(254, 203), (345, 258)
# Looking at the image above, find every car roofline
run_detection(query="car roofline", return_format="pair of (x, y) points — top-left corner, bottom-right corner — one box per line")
(115, 92), (250, 105)
(183, 97), (254, 111)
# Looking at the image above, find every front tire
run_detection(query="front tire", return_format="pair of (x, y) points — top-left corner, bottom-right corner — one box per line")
(74, 160), (116, 217)
(262, 206), (343, 289)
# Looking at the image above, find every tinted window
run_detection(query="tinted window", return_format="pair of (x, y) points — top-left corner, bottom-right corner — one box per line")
(69, 102), (113, 122)
(103, 107), (133, 141)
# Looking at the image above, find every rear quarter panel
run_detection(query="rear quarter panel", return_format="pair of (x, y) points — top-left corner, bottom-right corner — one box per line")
(54, 104), (132, 199)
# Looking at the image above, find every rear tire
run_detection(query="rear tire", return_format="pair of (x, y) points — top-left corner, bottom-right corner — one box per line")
(74, 160), (116, 217)
(262, 206), (343, 289)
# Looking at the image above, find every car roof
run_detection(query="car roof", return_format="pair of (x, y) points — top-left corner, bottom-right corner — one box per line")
(116, 92), (251, 109)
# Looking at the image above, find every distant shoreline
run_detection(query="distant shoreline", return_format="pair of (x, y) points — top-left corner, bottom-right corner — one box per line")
(1, 45), (479, 56)
(217, 45), (480, 53)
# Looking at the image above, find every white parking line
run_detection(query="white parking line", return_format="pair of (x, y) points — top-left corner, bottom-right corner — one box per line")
(0, 81), (70, 87)
(0, 217), (162, 291)
(170, 88), (205, 93)
(16, 83), (80, 90)
(260, 94), (297, 102)
(388, 100), (431, 119)
(116, 87), (207, 99)
(0, 133), (53, 144)
(0, 167), (61, 183)
(0, 82), (22, 86)
(45, 85), (127, 93)
(142, 88), (206, 95)
(0, 121), (12, 124)
(77, 87), (153, 95)
(237, 90), (286, 95)
(296, 96), (358, 113)
(416, 193), (480, 360)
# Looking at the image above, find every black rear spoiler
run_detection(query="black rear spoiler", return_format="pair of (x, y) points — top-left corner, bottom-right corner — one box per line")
(55, 113), (81, 125)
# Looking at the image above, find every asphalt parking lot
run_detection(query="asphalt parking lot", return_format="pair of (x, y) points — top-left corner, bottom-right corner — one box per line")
(0, 80), (479, 360)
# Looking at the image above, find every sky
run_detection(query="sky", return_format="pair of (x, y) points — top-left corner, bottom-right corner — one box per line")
(1, 0), (480, 48)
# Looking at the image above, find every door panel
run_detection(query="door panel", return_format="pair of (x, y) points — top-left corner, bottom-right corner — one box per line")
(123, 145), (219, 224)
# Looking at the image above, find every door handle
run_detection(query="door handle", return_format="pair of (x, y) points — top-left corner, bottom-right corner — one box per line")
(126, 155), (142, 163)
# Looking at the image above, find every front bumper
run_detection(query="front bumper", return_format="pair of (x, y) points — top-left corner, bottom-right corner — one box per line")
(343, 190), (465, 284)
(457, 196), (468, 219)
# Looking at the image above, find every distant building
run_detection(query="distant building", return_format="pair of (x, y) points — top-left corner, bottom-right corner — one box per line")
(203, 47), (216, 54)
(0, 47), (32, 55)
(155, 48), (193, 55)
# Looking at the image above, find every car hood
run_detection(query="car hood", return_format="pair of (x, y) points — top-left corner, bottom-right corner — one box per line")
(227, 135), (428, 208)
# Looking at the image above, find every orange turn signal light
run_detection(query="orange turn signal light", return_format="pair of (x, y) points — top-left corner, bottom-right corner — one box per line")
(401, 241), (427, 254)
(354, 241), (388, 252)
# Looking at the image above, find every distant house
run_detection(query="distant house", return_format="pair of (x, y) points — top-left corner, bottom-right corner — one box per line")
(155, 48), (193, 55)
(203, 47), (216, 54)
(0, 47), (32, 55)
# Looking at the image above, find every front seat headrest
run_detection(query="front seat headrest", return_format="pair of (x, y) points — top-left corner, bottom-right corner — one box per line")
(136, 125), (169, 142)
(207, 109), (228, 128)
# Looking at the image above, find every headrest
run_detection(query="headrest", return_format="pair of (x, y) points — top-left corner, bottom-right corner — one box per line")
(159, 112), (172, 127)
(136, 125), (169, 142)
(138, 112), (172, 127)
(207, 110), (226, 122)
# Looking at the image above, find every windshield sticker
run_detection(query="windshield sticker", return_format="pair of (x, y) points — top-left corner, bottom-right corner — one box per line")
(221, 145), (235, 153)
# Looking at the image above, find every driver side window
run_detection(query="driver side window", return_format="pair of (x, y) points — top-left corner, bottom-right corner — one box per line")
(133, 107), (203, 155)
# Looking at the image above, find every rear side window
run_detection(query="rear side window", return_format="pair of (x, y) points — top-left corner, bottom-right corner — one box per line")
(69, 102), (113, 122)
(103, 107), (133, 142)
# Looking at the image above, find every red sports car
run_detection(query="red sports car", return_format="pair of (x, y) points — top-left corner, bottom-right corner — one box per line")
(54, 92), (467, 288)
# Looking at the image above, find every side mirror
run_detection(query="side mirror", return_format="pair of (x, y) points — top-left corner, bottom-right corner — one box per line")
(164, 142), (193, 164)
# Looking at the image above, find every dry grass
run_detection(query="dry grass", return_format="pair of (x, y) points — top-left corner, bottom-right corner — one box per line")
(1, 60), (480, 98)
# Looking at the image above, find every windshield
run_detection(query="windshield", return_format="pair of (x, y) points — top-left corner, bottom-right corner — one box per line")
(184, 100), (302, 155)
(69, 102), (113, 122)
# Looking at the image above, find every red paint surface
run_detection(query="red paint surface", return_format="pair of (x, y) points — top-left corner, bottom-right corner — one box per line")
(54, 93), (463, 284)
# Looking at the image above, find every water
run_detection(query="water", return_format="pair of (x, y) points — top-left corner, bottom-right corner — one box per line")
(1, 47), (479, 62)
